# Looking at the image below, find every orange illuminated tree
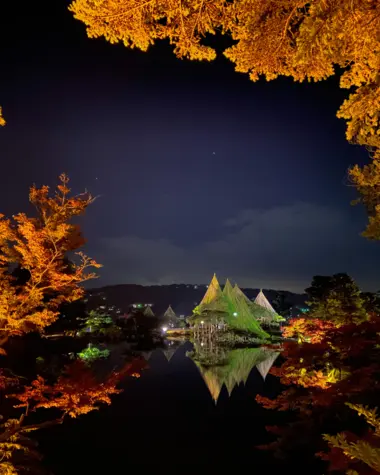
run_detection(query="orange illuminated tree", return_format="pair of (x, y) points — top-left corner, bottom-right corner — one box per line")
(10, 359), (145, 423)
(256, 274), (380, 473)
(0, 358), (146, 473)
(68, 0), (380, 236)
(0, 108), (5, 126)
(0, 174), (101, 346)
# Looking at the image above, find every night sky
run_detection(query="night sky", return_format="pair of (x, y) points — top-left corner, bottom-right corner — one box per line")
(1, 1), (379, 293)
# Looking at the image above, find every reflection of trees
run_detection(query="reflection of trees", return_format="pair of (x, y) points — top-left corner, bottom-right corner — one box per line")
(0, 357), (146, 473)
(188, 342), (279, 402)
(256, 274), (380, 473)
(0, 176), (145, 473)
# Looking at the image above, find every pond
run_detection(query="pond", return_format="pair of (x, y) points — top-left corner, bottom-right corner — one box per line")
(34, 340), (319, 474)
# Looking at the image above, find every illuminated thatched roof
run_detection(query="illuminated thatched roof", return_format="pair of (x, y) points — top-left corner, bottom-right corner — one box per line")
(143, 306), (155, 317)
(254, 290), (276, 313)
(196, 275), (229, 315)
(163, 305), (177, 320)
(200, 274), (222, 305)
(223, 278), (234, 298)
(233, 284), (252, 304)
(191, 276), (269, 338)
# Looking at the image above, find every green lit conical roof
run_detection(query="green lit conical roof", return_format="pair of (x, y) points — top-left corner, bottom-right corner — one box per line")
(223, 278), (234, 298)
(200, 274), (222, 305)
(193, 276), (270, 339)
(233, 284), (252, 304)
(190, 347), (273, 402)
(234, 285), (277, 324)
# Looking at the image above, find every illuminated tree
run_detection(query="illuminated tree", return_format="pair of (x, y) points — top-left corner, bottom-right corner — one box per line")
(0, 108), (5, 127)
(0, 174), (101, 344)
(12, 360), (126, 418)
(350, 154), (380, 240)
(256, 274), (380, 471)
(323, 404), (380, 474)
(79, 309), (113, 335)
(0, 358), (145, 473)
(305, 273), (368, 326)
(68, 0), (380, 234)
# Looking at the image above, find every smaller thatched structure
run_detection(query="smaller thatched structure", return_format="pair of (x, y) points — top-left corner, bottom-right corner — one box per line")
(143, 306), (155, 317)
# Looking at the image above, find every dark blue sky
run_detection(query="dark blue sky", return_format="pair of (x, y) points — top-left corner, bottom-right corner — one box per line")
(0, 0), (379, 292)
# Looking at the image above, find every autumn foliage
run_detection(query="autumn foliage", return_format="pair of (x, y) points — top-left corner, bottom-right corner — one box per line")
(0, 174), (100, 341)
(256, 275), (380, 473)
(11, 359), (145, 419)
(0, 358), (146, 473)
(0, 108), (5, 127)
(0, 175), (149, 473)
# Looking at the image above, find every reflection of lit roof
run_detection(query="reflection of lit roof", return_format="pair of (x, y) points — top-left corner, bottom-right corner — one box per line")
(256, 352), (280, 380)
(191, 347), (279, 402)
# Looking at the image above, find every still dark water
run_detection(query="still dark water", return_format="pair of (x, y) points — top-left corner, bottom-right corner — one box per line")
(35, 341), (314, 475)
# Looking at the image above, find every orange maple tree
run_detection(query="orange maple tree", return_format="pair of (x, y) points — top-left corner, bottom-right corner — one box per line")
(0, 358), (146, 473)
(0, 174), (101, 344)
(256, 285), (380, 473)
(11, 358), (145, 421)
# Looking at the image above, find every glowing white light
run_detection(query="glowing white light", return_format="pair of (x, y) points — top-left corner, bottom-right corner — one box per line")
(233, 312), (238, 317)
(162, 326), (168, 332)
(201, 342), (204, 346)
(201, 321), (204, 324)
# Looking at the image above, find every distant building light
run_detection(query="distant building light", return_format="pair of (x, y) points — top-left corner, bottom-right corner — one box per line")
(162, 326), (168, 333)
(100, 305), (106, 309)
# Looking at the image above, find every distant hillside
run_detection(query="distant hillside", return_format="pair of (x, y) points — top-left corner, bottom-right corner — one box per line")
(86, 284), (307, 318)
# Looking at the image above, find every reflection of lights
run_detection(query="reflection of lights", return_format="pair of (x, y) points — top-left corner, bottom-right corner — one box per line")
(233, 312), (238, 317)
(162, 326), (168, 333)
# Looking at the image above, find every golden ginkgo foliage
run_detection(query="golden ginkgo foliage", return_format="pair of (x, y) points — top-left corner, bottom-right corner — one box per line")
(69, 0), (227, 61)
(324, 403), (380, 473)
(0, 174), (100, 340)
(69, 0), (380, 237)
(0, 108), (5, 127)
